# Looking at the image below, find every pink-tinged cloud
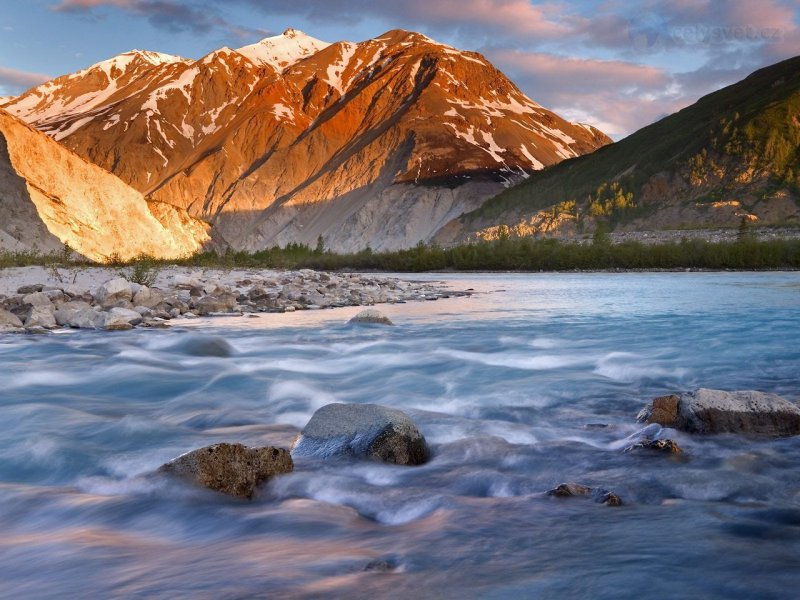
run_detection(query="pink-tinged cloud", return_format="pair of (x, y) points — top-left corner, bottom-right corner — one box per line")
(50, 0), (137, 9)
(0, 66), (52, 90)
(401, 0), (569, 38)
(488, 50), (671, 93)
(485, 50), (681, 137)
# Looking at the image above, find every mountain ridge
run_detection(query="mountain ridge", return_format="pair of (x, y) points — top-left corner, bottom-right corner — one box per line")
(4, 28), (610, 252)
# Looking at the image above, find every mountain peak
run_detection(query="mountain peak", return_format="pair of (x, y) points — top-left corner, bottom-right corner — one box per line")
(236, 29), (330, 69)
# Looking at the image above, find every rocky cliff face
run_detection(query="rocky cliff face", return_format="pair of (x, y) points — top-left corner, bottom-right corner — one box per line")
(0, 109), (209, 262)
(5, 29), (610, 252)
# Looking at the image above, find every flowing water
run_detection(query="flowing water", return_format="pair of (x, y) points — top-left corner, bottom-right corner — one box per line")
(1, 272), (799, 599)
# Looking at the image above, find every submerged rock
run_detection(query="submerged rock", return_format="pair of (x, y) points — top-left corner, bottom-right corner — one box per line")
(624, 439), (683, 454)
(348, 309), (393, 325)
(159, 443), (293, 499)
(173, 335), (234, 357)
(638, 389), (800, 437)
(292, 403), (430, 465)
(547, 483), (623, 506)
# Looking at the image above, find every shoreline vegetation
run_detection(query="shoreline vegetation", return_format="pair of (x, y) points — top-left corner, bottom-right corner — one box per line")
(2, 235), (800, 274)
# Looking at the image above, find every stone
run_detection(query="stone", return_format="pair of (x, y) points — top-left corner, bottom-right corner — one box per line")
(71, 308), (104, 329)
(95, 278), (133, 306)
(98, 307), (142, 330)
(132, 286), (164, 309)
(0, 309), (24, 332)
(546, 483), (623, 506)
(16, 284), (43, 294)
(292, 403), (430, 465)
(21, 291), (54, 307)
(624, 439), (683, 454)
(24, 305), (56, 329)
(54, 301), (92, 326)
(638, 388), (800, 437)
(348, 308), (393, 326)
(195, 294), (237, 316)
(172, 336), (233, 357)
(159, 443), (293, 499)
(363, 559), (397, 572)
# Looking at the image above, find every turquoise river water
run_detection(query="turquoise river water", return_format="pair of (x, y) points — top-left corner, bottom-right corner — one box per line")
(0, 272), (799, 599)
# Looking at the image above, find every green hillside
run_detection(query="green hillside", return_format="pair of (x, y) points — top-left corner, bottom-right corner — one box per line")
(458, 55), (800, 236)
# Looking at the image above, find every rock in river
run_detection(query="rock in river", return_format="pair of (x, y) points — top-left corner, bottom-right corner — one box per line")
(547, 483), (623, 506)
(348, 309), (393, 326)
(159, 443), (293, 499)
(638, 389), (800, 437)
(292, 403), (430, 465)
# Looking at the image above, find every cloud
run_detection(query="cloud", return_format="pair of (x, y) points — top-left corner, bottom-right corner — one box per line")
(484, 49), (680, 136)
(50, 0), (269, 40)
(43, 0), (800, 136)
(0, 66), (52, 95)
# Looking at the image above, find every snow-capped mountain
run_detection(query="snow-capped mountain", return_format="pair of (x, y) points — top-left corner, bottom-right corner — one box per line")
(5, 29), (610, 251)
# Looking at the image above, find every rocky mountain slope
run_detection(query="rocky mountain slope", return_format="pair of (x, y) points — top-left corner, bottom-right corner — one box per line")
(439, 56), (800, 244)
(4, 29), (609, 252)
(0, 109), (210, 262)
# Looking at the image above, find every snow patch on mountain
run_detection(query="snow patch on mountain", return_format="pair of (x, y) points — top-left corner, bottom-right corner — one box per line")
(325, 42), (357, 95)
(236, 28), (330, 70)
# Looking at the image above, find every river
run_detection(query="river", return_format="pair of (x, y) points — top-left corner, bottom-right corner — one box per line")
(1, 272), (799, 598)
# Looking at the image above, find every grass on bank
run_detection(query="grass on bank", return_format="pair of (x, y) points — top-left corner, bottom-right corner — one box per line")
(2, 236), (799, 274)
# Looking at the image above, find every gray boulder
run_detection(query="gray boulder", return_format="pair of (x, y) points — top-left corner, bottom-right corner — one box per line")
(0, 309), (23, 332)
(71, 307), (104, 329)
(292, 403), (430, 465)
(24, 305), (56, 329)
(54, 301), (93, 326)
(195, 293), (237, 316)
(132, 286), (164, 309)
(348, 309), (393, 325)
(21, 291), (54, 307)
(95, 277), (133, 306)
(98, 307), (142, 330)
(638, 389), (800, 437)
(159, 443), (293, 499)
(16, 284), (43, 294)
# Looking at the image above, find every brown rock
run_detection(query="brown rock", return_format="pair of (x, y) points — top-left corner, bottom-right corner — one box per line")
(159, 443), (293, 499)
(638, 389), (800, 437)
(647, 395), (680, 427)
(624, 439), (683, 454)
(546, 483), (623, 506)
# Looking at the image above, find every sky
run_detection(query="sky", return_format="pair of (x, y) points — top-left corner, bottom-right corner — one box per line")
(1, 0), (799, 138)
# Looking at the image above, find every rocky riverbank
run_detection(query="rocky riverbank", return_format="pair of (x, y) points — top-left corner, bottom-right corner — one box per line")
(0, 266), (463, 333)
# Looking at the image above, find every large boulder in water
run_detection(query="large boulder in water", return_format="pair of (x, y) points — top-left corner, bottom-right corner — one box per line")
(348, 309), (393, 325)
(292, 403), (430, 465)
(638, 389), (800, 437)
(159, 443), (293, 499)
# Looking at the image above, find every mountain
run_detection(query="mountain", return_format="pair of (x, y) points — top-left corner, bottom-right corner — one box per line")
(4, 29), (609, 252)
(0, 109), (210, 262)
(440, 56), (800, 244)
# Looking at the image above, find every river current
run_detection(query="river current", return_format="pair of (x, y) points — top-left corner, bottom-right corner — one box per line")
(1, 272), (799, 599)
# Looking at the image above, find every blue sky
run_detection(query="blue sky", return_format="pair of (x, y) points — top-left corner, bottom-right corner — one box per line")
(2, 0), (799, 137)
